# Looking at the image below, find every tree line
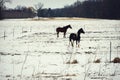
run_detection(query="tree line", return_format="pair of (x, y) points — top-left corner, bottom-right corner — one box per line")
(0, 0), (120, 19)
(37, 0), (120, 19)
(0, 0), (36, 19)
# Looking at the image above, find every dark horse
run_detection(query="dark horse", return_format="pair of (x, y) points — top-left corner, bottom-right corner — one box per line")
(69, 28), (85, 47)
(56, 25), (72, 38)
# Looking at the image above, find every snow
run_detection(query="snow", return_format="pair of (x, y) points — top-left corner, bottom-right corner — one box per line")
(0, 18), (120, 80)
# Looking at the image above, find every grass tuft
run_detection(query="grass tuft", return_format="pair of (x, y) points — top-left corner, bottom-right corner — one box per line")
(112, 57), (120, 63)
(94, 59), (101, 63)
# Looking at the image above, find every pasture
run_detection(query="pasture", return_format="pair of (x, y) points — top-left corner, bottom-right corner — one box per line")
(0, 18), (120, 80)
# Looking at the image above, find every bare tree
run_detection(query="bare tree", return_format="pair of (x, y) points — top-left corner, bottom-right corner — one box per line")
(34, 2), (43, 10)
(0, 0), (11, 8)
(34, 2), (43, 18)
(0, 0), (11, 19)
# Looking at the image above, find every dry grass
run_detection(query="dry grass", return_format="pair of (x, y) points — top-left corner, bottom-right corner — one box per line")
(66, 59), (78, 64)
(65, 73), (76, 76)
(94, 59), (101, 63)
(5, 75), (11, 77)
(22, 31), (27, 33)
(71, 59), (78, 64)
(66, 61), (71, 64)
(112, 57), (120, 63)
(31, 17), (90, 21)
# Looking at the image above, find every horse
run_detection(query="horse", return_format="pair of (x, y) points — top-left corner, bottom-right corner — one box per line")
(56, 25), (72, 38)
(69, 28), (85, 47)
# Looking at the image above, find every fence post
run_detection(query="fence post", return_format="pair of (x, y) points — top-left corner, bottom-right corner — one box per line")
(110, 42), (112, 63)
(13, 28), (14, 37)
(117, 46), (120, 57)
(4, 30), (6, 40)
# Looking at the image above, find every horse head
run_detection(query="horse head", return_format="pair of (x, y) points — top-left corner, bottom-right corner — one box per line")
(77, 28), (85, 35)
(67, 25), (72, 29)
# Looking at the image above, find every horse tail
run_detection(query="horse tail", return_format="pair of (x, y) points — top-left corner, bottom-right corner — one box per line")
(56, 28), (58, 32)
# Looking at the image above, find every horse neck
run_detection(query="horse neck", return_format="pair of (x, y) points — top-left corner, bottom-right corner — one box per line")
(77, 33), (81, 37)
(64, 26), (69, 30)
(77, 31), (81, 37)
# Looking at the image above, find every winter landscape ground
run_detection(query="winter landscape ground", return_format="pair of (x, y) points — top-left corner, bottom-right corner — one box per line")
(0, 18), (120, 80)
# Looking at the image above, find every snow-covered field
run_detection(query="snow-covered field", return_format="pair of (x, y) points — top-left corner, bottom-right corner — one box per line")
(0, 18), (120, 80)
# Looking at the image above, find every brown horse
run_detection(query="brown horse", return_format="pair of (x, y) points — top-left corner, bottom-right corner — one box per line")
(69, 28), (85, 47)
(56, 25), (72, 38)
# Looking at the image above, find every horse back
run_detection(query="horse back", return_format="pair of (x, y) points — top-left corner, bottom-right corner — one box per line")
(69, 33), (77, 40)
(56, 27), (65, 32)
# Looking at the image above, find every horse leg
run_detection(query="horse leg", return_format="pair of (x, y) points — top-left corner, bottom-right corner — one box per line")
(78, 42), (80, 48)
(69, 41), (71, 47)
(69, 38), (72, 47)
(71, 40), (74, 47)
(78, 44), (80, 48)
(57, 32), (59, 37)
(76, 41), (78, 47)
(64, 32), (66, 38)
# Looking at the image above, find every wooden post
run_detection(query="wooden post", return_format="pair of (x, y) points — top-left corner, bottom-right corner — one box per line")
(0, 54), (1, 63)
(13, 28), (14, 37)
(4, 30), (6, 40)
(117, 46), (120, 57)
(110, 42), (112, 63)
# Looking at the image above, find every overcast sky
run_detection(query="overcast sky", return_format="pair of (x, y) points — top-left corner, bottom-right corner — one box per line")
(5, 0), (84, 9)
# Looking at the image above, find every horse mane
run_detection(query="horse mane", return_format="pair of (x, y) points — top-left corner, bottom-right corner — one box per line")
(77, 28), (82, 36)
(63, 25), (70, 29)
